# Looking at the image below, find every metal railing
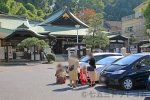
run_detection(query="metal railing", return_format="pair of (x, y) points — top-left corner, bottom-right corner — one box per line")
(122, 14), (143, 22)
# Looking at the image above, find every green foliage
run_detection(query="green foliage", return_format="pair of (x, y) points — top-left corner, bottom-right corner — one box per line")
(25, 3), (37, 14)
(77, 0), (104, 13)
(54, 0), (78, 12)
(82, 13), (110, 51)
(0, 3), (9, 14)
(27, 10), (35, 20)
(37, 10), (44, 17)
(53, 0), (146, 21)
(89, 13), (103, 27)
(102, 0), (113, 6)
(46, 53), (56, 62)
(0, 0), (50, 21)
(17, 37), (49, 50)
(17, 37), (51, 62)
(142, 0), (150, 36)
(0, 0), (146, 21)
(15, 0), (51, 13)
(37, 40), (50, 50)
(82, 28), (110, 49)
(17, 43), (24, 49)
(104, 0), (146, 21)
(16, 6), (27, 15)
(9, 1), (22, 14)
(129, 34), (136, 44)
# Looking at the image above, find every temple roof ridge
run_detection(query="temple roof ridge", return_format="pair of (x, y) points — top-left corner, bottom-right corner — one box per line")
(39, 7), (89, 28)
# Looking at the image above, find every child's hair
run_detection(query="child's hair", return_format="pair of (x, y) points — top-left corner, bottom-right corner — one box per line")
(57, 64), (62, 68)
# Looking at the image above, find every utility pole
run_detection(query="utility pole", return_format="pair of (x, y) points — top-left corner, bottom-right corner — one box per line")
(80, 5), (86, 22)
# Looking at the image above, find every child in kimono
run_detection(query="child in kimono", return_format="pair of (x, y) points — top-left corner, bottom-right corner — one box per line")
(55, 64), (66, 84)
(80, 67), (88, 85)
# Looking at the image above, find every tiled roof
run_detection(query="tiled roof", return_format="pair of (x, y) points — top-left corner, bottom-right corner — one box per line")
(140, 43), (150, 48)
(0, 14), (26, 19)
(105, 21), (121, 28)
(0, 28), (13, 38)
(0, 16), (45, 33)
(39, 8), (89, 28)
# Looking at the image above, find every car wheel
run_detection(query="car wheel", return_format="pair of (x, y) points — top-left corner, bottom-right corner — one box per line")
(121, 77), (134, 91)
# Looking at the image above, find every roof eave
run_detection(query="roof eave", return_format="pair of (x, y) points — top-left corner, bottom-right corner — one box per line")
(66, 10), (89, 28)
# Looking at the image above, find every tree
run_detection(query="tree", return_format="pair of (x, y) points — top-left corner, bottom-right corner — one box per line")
(0, 0), (50, 21)
(78, 0), (104, 13)
(16, 6), (27, 15)
(82, 13), (110, 51)
(17, 37), (50, 61)
(25, 3), (37, 14)
(104, 0), (146, 21)
(15, 0), (51, 13)
(17, 37), (49, 49)
(54, 0), (78, 12)
(102, 0), (113, 6)
(129, 34), (136, 44)
(37, 10), (44, 17)
(0, 3), (9, 14)
(142, 0), (150, 36)
(76, 8), (96, 25)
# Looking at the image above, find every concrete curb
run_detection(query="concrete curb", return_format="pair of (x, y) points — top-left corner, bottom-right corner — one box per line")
(0, 62), (41, 66)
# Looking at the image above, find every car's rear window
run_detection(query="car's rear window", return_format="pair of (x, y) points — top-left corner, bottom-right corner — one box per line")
(80, 56), (89, 62)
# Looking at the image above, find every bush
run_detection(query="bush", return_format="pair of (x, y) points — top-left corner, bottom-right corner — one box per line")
(46, 53), (56, 63)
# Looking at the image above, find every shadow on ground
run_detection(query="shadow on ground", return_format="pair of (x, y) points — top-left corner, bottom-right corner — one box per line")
(47, 68), (54, 69)
(53, 87), (72, 92)
(46, 83), (60, 86)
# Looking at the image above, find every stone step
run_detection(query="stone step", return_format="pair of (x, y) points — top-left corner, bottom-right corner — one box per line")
(55, 54), (68, 62)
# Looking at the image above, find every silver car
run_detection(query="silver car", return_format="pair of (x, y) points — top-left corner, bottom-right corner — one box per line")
(96, 56), (124, 82)
(79, 53), (123, 69)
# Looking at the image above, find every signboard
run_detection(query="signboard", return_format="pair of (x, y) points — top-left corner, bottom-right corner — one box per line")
(8, 46), (13, 59)
(44, 48), (51, 54)
(116, 48), (119, 53)
(130, 44), (138, 54)
(0, 47), (5, 59)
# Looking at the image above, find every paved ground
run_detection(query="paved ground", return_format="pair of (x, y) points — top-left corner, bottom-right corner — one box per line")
(0, 62), (149, 100)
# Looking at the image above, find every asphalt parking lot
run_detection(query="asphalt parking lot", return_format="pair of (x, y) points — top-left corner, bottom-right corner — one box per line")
(0, 62), (149, 100)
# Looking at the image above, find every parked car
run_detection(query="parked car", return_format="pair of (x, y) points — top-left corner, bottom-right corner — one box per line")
(100, 53), (150, 90)
(146, 76), (150, 91)
(96, 56), (124, 82)
(79, 53), (122, 69)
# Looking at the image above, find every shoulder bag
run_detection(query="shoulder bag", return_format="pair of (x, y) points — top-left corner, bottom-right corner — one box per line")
(69, 65), (74, 71)
(87, 66), (94, 71)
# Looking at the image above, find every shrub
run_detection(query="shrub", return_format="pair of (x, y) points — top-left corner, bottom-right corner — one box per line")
(46, 53), (56, 63)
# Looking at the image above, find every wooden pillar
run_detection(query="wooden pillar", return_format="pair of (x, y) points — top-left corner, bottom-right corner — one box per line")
(6, 43), (8, 62)
(34, 45), (36, 61)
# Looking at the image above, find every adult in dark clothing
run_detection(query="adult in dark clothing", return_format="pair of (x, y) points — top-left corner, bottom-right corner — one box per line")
(88, 53), (96, 86)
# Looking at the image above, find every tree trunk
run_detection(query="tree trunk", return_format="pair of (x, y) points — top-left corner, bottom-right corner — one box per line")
(34, 45), (36, 61)
(43, 51), (49, 63)
(91, 47), (93, 52)
(91, 29), (96, 53)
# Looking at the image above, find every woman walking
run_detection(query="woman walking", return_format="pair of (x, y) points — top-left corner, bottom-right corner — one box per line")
(68, 55), (79, 88)
(88, 53), (96, 86)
